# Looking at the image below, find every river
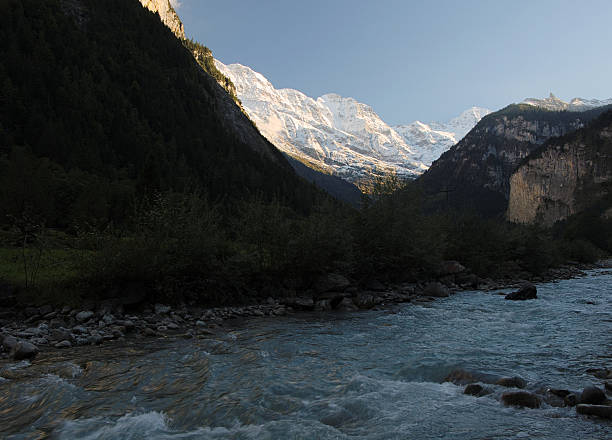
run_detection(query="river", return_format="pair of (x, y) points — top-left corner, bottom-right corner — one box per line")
(1, 270), (611, 439)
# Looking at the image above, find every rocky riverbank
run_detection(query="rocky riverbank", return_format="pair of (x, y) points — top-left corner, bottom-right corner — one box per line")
(1, 259), (611, 364)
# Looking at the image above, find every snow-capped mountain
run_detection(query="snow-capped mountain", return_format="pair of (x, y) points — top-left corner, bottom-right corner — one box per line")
(215, 60), (489, 184)
(522, 93), (612, 112)
(393, 107), (490, 166)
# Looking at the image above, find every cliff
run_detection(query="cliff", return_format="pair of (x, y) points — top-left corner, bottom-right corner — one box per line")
(507, 111), (612, 225)
(418, 104), (611, 217)
(139, 0), (185, 39)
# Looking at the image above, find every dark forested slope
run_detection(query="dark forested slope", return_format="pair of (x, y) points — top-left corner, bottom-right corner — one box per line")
(0, 0), (324, 229)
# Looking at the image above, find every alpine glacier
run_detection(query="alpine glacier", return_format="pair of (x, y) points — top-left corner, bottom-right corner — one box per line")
(215, 60), (490, 185)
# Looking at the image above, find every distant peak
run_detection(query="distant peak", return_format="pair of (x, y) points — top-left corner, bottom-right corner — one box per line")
(522, 93), (612, 112)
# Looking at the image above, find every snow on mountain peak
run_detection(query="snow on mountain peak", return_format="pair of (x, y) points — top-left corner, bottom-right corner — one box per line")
(216, 59), (489, 184)
(522, 93), (612, 112)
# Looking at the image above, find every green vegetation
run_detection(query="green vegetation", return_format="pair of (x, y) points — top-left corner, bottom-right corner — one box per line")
(182, 38), (241, 105)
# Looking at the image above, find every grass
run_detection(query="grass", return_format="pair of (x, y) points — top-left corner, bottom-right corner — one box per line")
(0, 247), (83, 288)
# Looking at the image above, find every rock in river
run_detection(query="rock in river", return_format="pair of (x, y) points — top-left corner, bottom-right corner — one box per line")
(496, 377), (527, 389)
(11, 341), (39, 361)
(576, 404), (612, 419)
(580, 386), (607, 405)
(505, 283), (537, 301)
(423, 282), (450, 298)
(501, 391), (541, 409)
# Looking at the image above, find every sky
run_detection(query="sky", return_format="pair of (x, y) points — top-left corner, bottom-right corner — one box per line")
(174, 0), (612, 124)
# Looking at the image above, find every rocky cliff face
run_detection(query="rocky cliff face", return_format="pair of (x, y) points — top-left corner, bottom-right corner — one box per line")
(418, 104), (611, 216)
(507, 111), (612, 225)
(139, 0), (185, 39)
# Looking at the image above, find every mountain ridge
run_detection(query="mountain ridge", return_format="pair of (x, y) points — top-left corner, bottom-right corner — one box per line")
(215, 60), (490, 188)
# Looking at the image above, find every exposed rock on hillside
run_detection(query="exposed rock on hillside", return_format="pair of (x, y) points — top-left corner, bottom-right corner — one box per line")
(139, 0), (185, 39)
(507, 111), (612, 225)
(419, 104), (611, 217)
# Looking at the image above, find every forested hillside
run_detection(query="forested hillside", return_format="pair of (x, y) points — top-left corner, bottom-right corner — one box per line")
(0, 0), (323, 231)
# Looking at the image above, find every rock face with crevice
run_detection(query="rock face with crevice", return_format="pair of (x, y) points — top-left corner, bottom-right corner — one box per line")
(507, 110), (612, 225)
(419, 104), (611, 217)
(139, 0), (185, 39)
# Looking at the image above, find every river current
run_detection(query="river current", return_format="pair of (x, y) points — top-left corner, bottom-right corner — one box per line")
(1, 270), (611, 439)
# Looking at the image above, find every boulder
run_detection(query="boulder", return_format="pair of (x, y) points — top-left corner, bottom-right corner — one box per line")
(501, 391), (541, 409)
(576, 404), (612, 419)
(1, 334), (18, 351)
(314, 273), (351, 293)
(353, 294), (382, 310)
(54, 340), (72, 349)
(11, 341), (39, 361)
(505, 283), (537, 301)
(605, 381), (612, 393)
(496, 377), (527, 389)
(75, 311), (94, 322)
(423, 282), (450, 298)
(463, 384), (491, 397)
(335, 297), (359, 312)
(439, 260), (466, 275)
(445, 369), (476, 385)
(580, 386), (607, 405)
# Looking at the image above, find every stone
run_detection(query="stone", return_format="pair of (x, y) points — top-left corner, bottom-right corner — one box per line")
(463, 384), (490, 397)
(439, 260), (466, 275)
(2, 335), (19, 351)
(501, 391), (541, 409)
(166, 322), (179, 330)
(335, 297), (359, 312)
(55, 340), (72, 349)
(314, 273), (351, 293)
(143, 327), (157, 337)
(445, 369), (476, 385)
(547, 388), (571, 398)
(49, 328), (71, 342)
(11, 341), (39, 361)
(31, 337), (48, 346)
(580, 386), (607, 405)
(314, 299), (333, 311)
(154, 304), (171, 314)
(102, 314), (115, 324)
(423, 282), (450, 298)
(353, 294), (381, 309)
(72, 325), (88, 334)
(576, 404), (612, 419)
(283, 297), (314, 311)
(88, 333), (103, 345)
(605, 381), (612, 393)
(564, 393), (579, 407)
(505, 283), (537, 301)
(76, 311), (94, 322)
(495, 377), (527, 389)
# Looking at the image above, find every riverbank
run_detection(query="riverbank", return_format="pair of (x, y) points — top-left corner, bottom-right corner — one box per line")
(2, 259), (611, 363)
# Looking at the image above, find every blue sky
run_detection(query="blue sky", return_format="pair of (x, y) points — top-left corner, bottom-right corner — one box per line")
(175, 0), (612, 124)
